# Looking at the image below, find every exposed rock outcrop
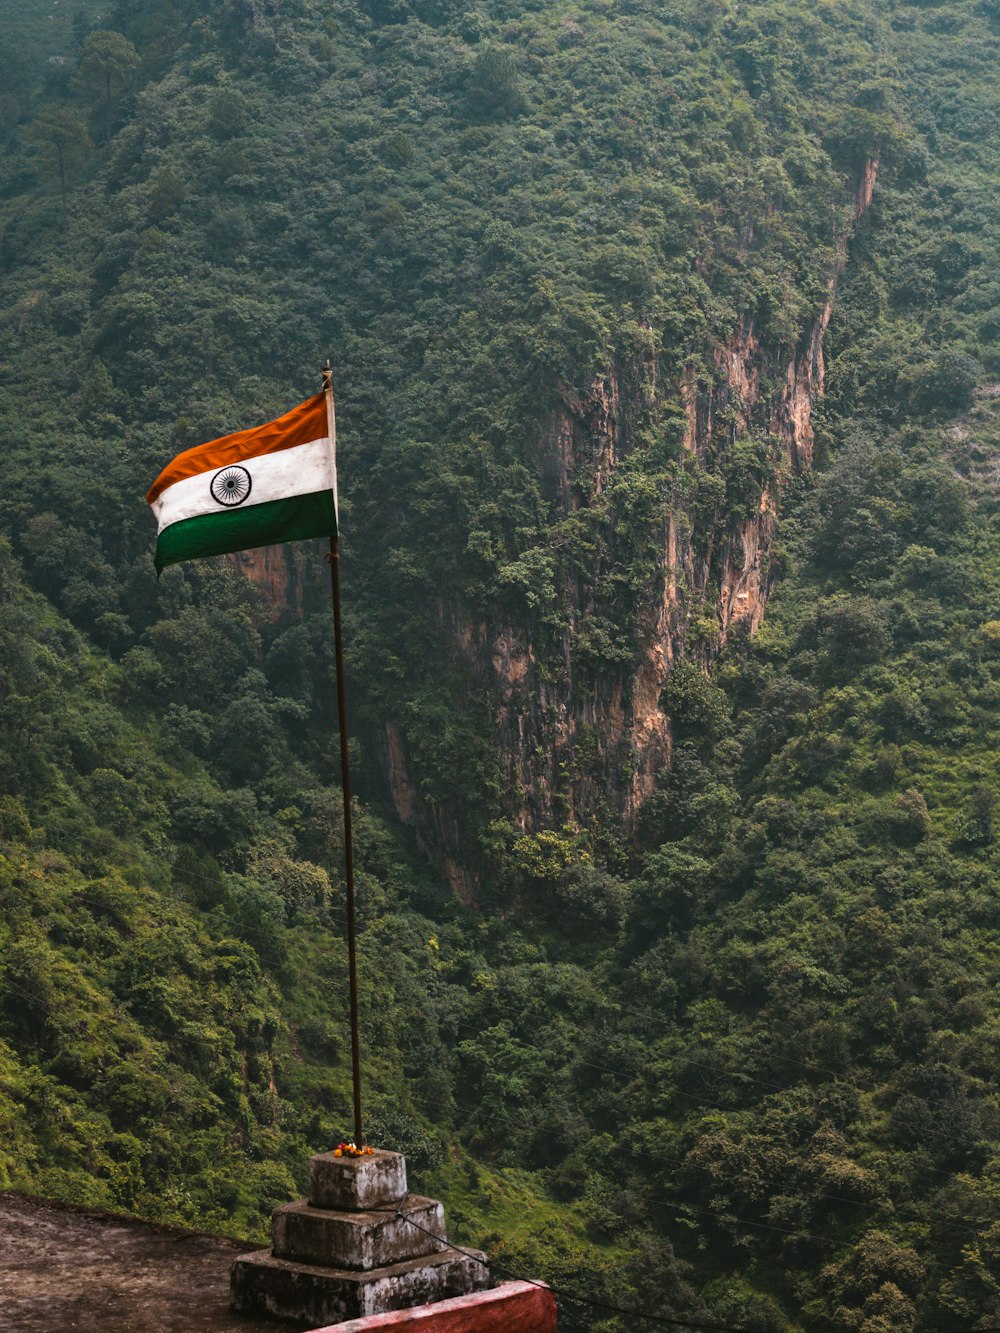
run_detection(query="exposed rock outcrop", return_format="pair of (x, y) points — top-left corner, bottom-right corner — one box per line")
(230, 543), (306, 620)
(382, 163), (879, 857)
(236, 167), (879, 891)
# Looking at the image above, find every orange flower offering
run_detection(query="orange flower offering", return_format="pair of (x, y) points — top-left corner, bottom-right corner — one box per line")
(332, 1141), (375, 1158)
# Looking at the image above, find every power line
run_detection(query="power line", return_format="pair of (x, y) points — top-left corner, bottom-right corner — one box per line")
(0, 960), (871, 1278)
(390, 1199), (1000, 1333)
(394, 1210), (1000, 1333)
(386, 1203), (766, 1333)
(303, 996), (996, 1231)
(2, 910), (990, 1203)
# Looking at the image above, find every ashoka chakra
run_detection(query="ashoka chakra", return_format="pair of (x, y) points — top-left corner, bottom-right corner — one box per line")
(211, 465), (252, 507)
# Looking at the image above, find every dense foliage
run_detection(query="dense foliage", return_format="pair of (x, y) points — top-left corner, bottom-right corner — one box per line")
(0, 0), (999, 1329)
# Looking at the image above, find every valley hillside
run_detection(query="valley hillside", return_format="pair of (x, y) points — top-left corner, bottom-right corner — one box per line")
(1, 0), (1000, 1327)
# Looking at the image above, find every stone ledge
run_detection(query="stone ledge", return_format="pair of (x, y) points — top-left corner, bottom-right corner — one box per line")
(230, 1243), (487, 1326)
(272, 1197), (446, 1270)
(304, 1280), (557, 1332)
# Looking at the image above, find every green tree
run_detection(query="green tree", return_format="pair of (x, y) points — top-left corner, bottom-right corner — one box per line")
(75, 30), (140, 143)
(465, 48), (524, 121)
(26, 108), (92, 231)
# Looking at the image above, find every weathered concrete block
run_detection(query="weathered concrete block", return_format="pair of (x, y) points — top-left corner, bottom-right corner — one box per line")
(304, 1280), (557, 1333)
(230, 1245), (488, 1326)
(272, 1196), (446, 1270)
(309, 1150), (407, 1211)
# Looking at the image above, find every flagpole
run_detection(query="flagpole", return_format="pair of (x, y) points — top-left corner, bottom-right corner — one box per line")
(323, 360), (364, 1149)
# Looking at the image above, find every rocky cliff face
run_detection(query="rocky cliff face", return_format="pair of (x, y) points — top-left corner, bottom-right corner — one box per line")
(237, 169), (878, 894)
(378, 163), (878, 878)
(229, 542), (307, 620)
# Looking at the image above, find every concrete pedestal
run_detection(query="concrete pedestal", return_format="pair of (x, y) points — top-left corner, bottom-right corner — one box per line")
(309, 1150), (408, 1211)
(272, 1197), (446, 1269)
(231, 1247), (486, 1325)
(230, 1151), (489, 1327)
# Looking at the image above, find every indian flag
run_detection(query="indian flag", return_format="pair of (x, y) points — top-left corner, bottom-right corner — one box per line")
(147, 393), (338, 574)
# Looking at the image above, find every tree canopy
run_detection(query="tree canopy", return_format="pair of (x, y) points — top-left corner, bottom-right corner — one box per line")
(0, 0), (999, 1327)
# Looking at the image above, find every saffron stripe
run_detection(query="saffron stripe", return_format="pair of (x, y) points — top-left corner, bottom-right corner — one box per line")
(147, 394), (327, 504)
(154, 491), (336, 574)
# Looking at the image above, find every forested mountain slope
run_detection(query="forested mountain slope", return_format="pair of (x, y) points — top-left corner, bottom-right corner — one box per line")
(2, 0), (896, 888)
(1, 0), (999, 1329)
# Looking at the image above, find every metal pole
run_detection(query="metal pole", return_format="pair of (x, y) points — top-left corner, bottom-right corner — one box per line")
(323, 363), (363, 1149)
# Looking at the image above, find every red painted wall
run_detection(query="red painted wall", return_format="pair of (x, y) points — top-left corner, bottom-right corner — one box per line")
(306, 1280), (557, 1332)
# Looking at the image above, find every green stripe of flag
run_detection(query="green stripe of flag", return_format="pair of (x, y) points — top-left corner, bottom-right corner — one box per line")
(155, 491), (337, 574)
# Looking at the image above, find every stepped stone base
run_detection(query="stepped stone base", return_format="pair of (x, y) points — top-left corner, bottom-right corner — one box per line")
(231, 1148), (488, 1327)
(230, 1245), (488, 1326)
(273, 1197), (446, 1270)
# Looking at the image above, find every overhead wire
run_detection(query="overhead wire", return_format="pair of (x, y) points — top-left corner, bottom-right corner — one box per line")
(388, 1204), (1000, 1333)
(0, 950), (990, 1331)
(382, 1201), (768, 1333)
(0, 919), (986, 1291)
(2, 954), (974, 1247)
(3, 971), (967, 1259)
(11, 759), (995, 1134)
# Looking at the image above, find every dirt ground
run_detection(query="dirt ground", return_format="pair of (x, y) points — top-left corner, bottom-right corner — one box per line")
(0, 1192), (311, 1332)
